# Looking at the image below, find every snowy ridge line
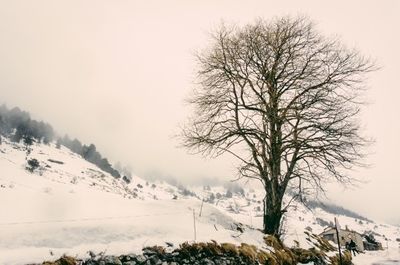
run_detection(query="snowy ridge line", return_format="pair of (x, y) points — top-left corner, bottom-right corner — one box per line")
(0, 211), (191, 226)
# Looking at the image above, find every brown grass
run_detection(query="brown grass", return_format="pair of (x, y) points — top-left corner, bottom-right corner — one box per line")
(42, 256), (77, 265)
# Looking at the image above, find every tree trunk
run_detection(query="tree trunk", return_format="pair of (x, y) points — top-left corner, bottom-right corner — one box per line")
(263, 186), (283, 236)
(263, 209), (282, 235)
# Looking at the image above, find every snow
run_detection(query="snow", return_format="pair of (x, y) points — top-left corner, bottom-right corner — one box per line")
(0, 139), (266, 265)
(352, 248), (400, 265)
(0, 138), (399, 264)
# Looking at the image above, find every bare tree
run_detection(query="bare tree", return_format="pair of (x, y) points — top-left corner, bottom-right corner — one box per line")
(181, 17), (375, 236)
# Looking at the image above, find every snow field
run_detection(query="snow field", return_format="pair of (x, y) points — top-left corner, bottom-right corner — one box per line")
(0, 139), (399, 264)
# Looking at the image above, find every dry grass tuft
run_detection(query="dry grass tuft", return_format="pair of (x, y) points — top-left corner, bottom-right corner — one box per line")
(329, 250), (353, 265)
(42, 255), (77, 265)
(220, 242), (239, 256)
(264, 235), (284, 249)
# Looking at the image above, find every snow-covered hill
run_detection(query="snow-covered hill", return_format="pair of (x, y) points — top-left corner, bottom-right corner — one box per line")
(190, 184), (400, 264)
(0, 138), (399, 264)
(0, 139), (265, 264)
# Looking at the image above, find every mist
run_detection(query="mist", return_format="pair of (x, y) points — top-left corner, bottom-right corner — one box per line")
(0, 0), (399, 224)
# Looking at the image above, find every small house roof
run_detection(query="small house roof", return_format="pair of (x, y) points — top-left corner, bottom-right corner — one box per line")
(321, 226), (336, 234)
(319, 226), (362, 237)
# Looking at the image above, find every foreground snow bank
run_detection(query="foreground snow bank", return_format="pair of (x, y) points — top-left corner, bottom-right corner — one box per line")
(0, 189), (265, 265)
(352, 248), (400, 265)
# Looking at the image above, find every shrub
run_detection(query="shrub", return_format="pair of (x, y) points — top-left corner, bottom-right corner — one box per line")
(26, 158), (40, 172)
(329, 250), (352, 265)
(123, 175), (131, 184)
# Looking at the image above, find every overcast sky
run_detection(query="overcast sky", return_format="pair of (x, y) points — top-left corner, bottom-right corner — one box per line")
(0, 0), (399, 224)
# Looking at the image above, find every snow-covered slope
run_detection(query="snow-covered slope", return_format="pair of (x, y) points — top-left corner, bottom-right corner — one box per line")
(0, 139), (265, 265)
(0, 138), (399, 264)
(192, 184), (400, 245)
(191, 180), (400, 264)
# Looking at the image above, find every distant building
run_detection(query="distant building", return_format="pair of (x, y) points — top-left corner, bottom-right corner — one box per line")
(320, 227), (365, 252)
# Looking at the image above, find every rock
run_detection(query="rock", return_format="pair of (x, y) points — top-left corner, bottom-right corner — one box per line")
(119, 255), (130, 262)
(143, 249), (157, 257)
(88, 251), (97, 259)
(136, 255), (146, 263)
(102, 256), (122, 265)
(201, 258), (215, 265)
(122, 262), (137, 265)
(148, 256), (161, 265)
(83, 260), (99, 265)
(125, 254), (140, 262)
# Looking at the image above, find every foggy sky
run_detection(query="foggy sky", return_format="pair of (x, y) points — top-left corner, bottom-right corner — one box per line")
(0, 0), (399, 224)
